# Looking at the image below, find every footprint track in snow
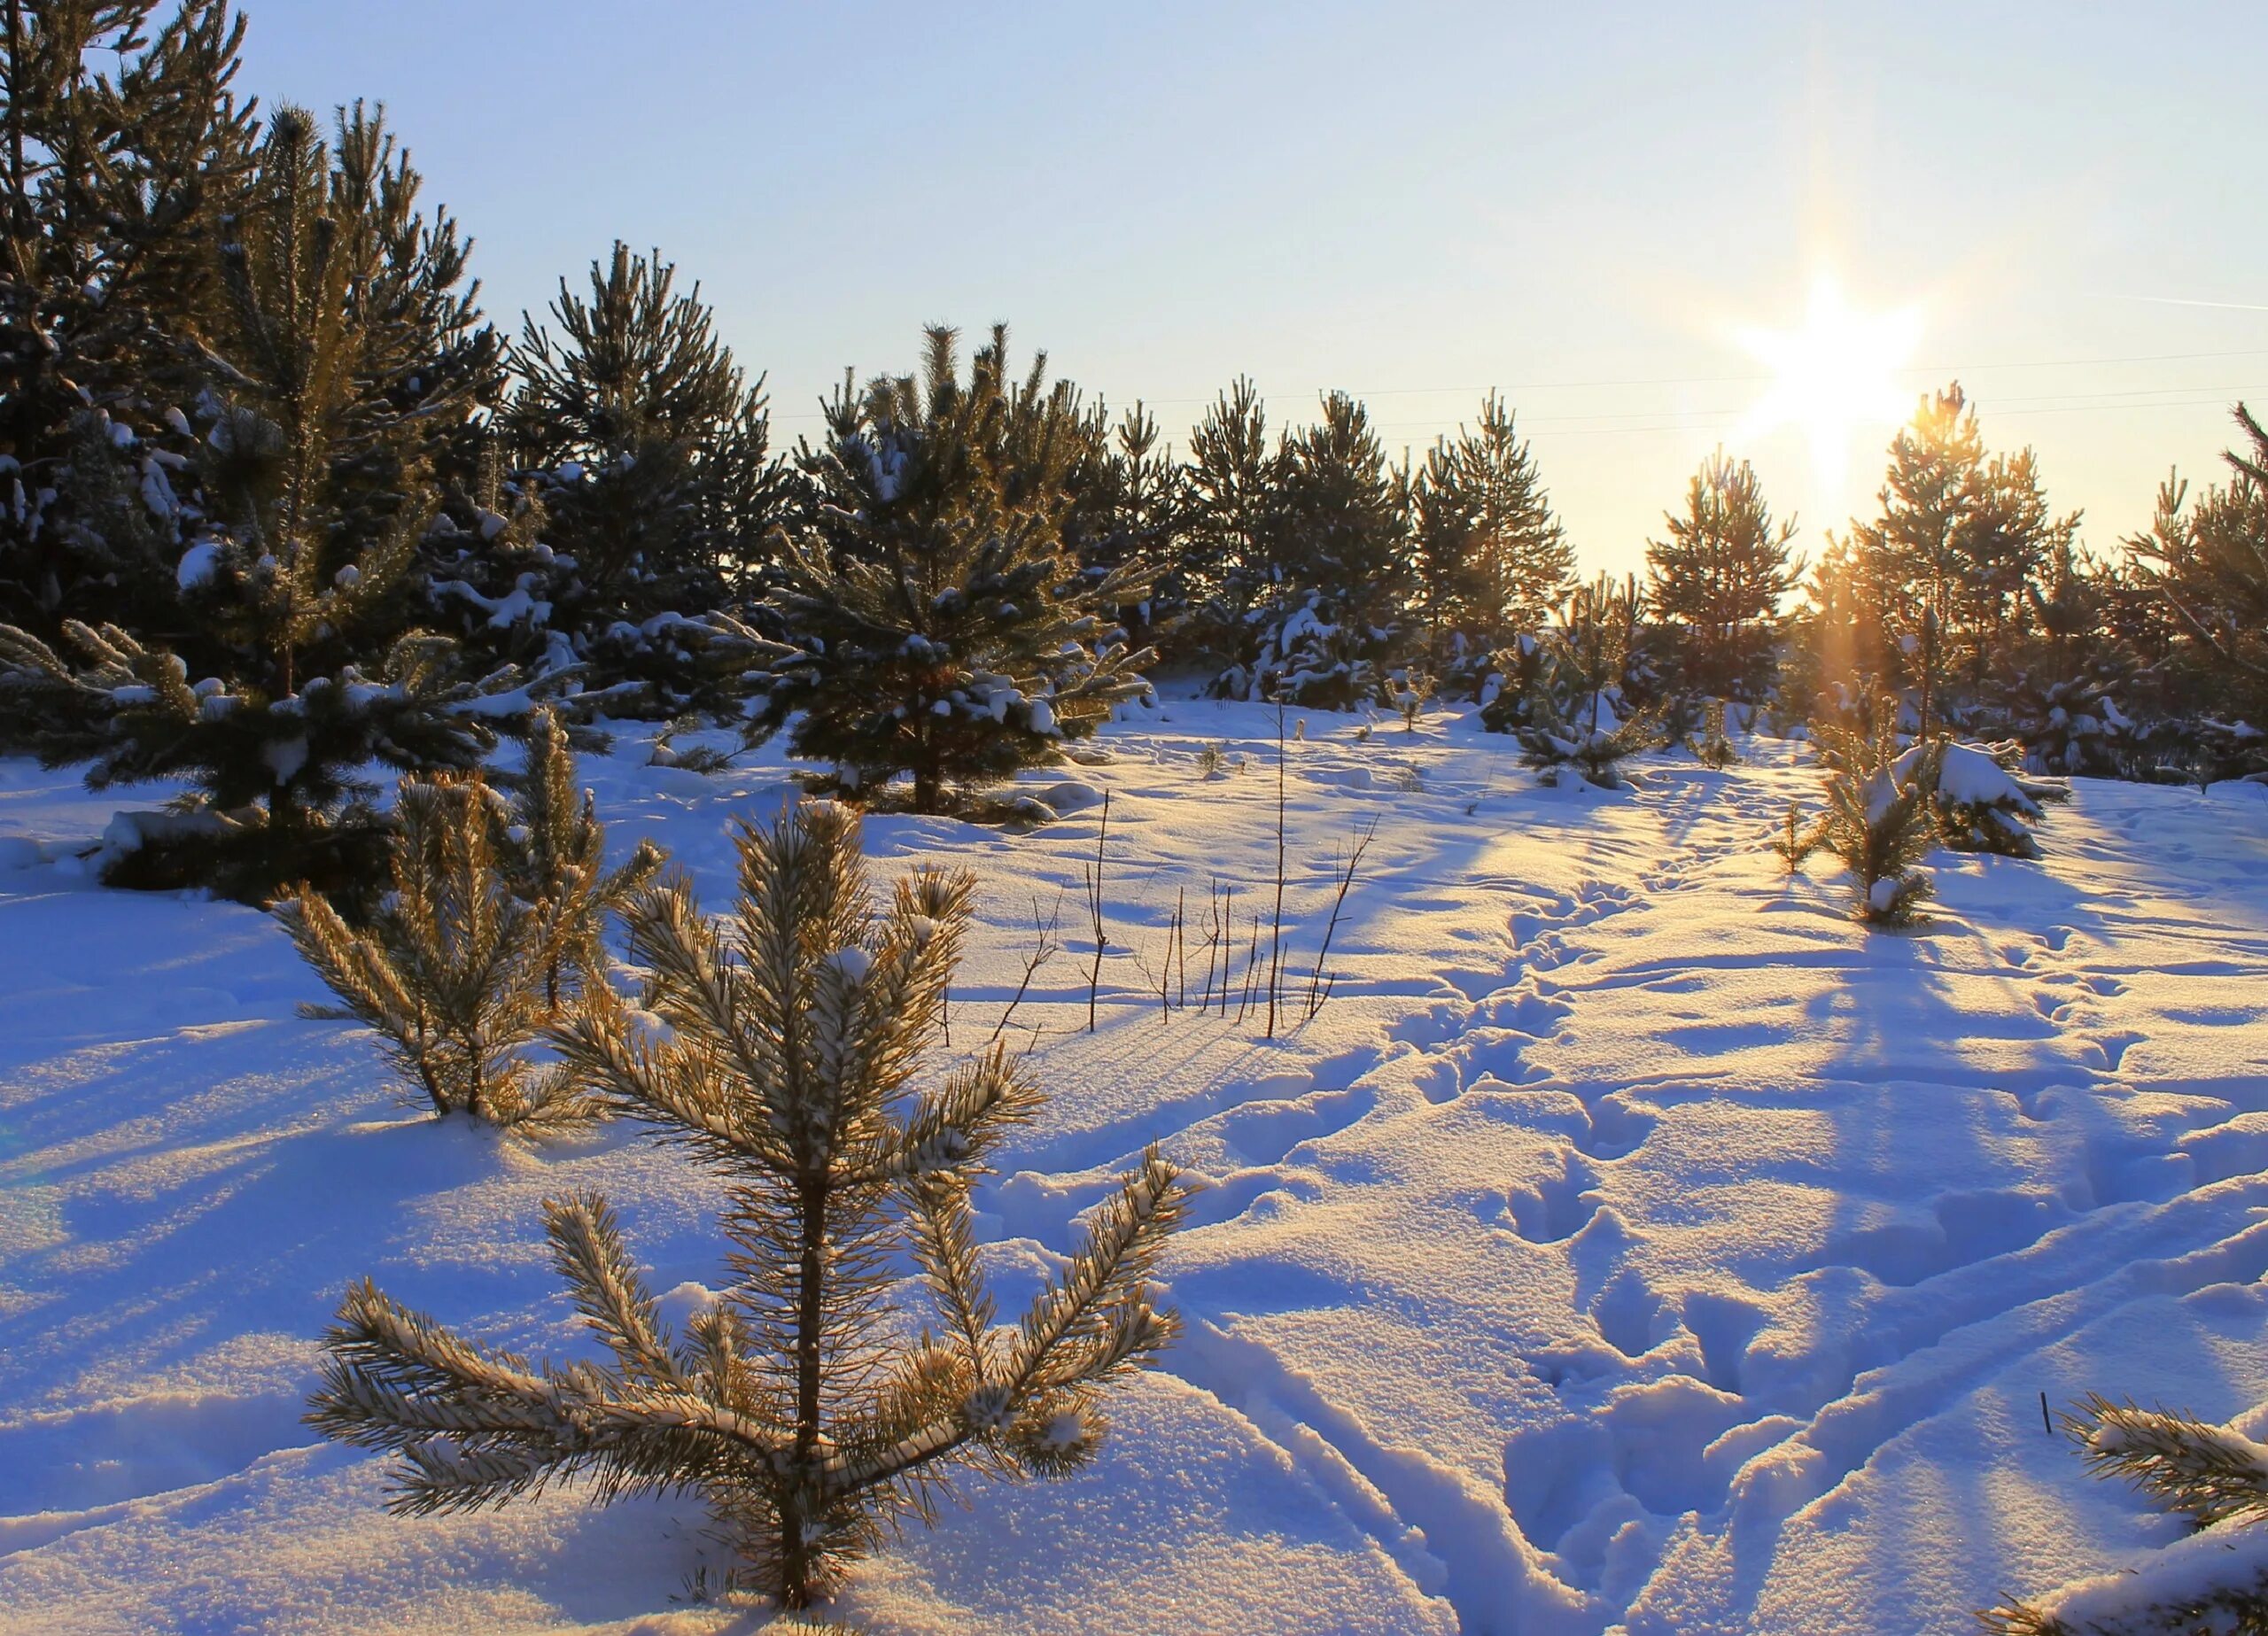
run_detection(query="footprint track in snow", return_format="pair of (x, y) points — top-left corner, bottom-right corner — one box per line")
(1493, 1147), (1600, 1244)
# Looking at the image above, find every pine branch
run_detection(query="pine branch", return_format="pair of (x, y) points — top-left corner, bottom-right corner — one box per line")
(544, 1191), (687, 1391)
(2074, 1395), (2268, 1528)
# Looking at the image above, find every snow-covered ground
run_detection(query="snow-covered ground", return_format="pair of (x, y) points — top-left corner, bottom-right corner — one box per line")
(3, 702), (2265, 1634)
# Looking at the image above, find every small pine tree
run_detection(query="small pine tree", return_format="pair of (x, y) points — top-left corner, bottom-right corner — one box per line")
(283, 781), (566, 1127)
(1980, 1394), (2268, 1635)
(1646, 447), (1803, 702)
(307, 801), (1187, 1609)
(278, 708), (660, 1120)
(751, 326), (1153, 813)
(1495, 574), (1665, 788)
(501, 707), (667, 1005)
(1770, 803), (1821, 872)
(1815, 698), (1943, 927)
(1386, 664), (1433, 732)
(1686, 698), (1741, 768)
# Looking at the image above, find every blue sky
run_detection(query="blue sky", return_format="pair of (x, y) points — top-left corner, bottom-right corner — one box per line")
(238, 1), (2267, 577)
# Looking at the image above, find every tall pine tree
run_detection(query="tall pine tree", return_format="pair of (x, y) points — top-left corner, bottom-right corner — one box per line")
(503, 241), (774, 600)
(1062, 399), (1186, 652)
(1645, 446), (1802, 701)
(0, 102), (521, 901)
(1224, 390), (1410, 707)
(1833, 383), (2077, 725)
(442, 242), (783, 716)
(2128, 403), (2268, 687)
(1180, 375), (1279, 654)
(0, 0), (257, 636)
(1411, 392), (1568, 686)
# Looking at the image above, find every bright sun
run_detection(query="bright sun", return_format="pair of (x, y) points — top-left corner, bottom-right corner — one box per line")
(1736, 276), (1923, 491)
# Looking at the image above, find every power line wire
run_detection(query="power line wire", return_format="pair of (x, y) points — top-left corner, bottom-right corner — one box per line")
(765, 347), (2268, 423)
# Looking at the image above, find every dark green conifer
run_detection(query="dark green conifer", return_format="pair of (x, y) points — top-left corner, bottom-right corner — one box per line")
(0, 103), (520, 901)
(1227, 392), (1410, 708)
(1646, 447), (1803, 702)
(1180, 376), (1279, 650)
(750, 326), (1152, 814)
(0, 0), (258, 635)
(1411, 393), (1568, 687)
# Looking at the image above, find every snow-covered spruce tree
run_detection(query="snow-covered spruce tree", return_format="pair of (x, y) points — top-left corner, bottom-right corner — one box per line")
(1492, 574), (1665, 789)
(1410, 393), (1569, 695)
(307, 800), (1188, 1609)
(1814, 698), (1944, 927)
(0, 0), (257, 640)
(0, 102), (519, 901)
(1646, 447), (1803, 704)
(451, 243), (788, 717)
(1980, 1394), (2268, 1636)
(750, 326), (1153, 814)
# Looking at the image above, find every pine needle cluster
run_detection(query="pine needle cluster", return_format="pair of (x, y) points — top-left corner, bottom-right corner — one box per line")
(1980, 1395), (2268, 1635)
(278, 709), (661, 1126)
(307, 800), (1187, 1609)
(1814, 697), (1944, 927)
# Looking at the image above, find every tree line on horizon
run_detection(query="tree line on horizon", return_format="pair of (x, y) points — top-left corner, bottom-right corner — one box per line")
(2, 1), (2264, 902)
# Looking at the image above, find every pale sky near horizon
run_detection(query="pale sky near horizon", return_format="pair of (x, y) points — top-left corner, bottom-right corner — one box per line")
(237, 1), (2267, 579)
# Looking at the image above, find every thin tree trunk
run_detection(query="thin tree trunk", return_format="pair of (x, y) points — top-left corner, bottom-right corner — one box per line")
(783, 1172), (829, 1604)
(1265, 709), (1286, 1038)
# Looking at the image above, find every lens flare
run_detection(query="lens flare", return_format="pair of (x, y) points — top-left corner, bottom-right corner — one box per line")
(1736, 275), (1923, 492)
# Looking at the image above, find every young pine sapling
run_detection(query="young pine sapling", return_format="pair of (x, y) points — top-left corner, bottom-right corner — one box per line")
(1814, 699), (1944, 928)
(307, 802), (1187, 1609)
(1686, 699), (1740, 768)
(279, 710), (662, 1126)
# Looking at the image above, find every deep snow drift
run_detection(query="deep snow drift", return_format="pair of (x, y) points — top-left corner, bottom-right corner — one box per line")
(2, 702), (2265, 1634)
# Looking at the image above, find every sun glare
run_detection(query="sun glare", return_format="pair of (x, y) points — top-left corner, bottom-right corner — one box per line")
(1736, 276), (1923, 492)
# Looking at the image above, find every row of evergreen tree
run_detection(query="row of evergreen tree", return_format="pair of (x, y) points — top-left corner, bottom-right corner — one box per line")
(3, 3), (2264, 903)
